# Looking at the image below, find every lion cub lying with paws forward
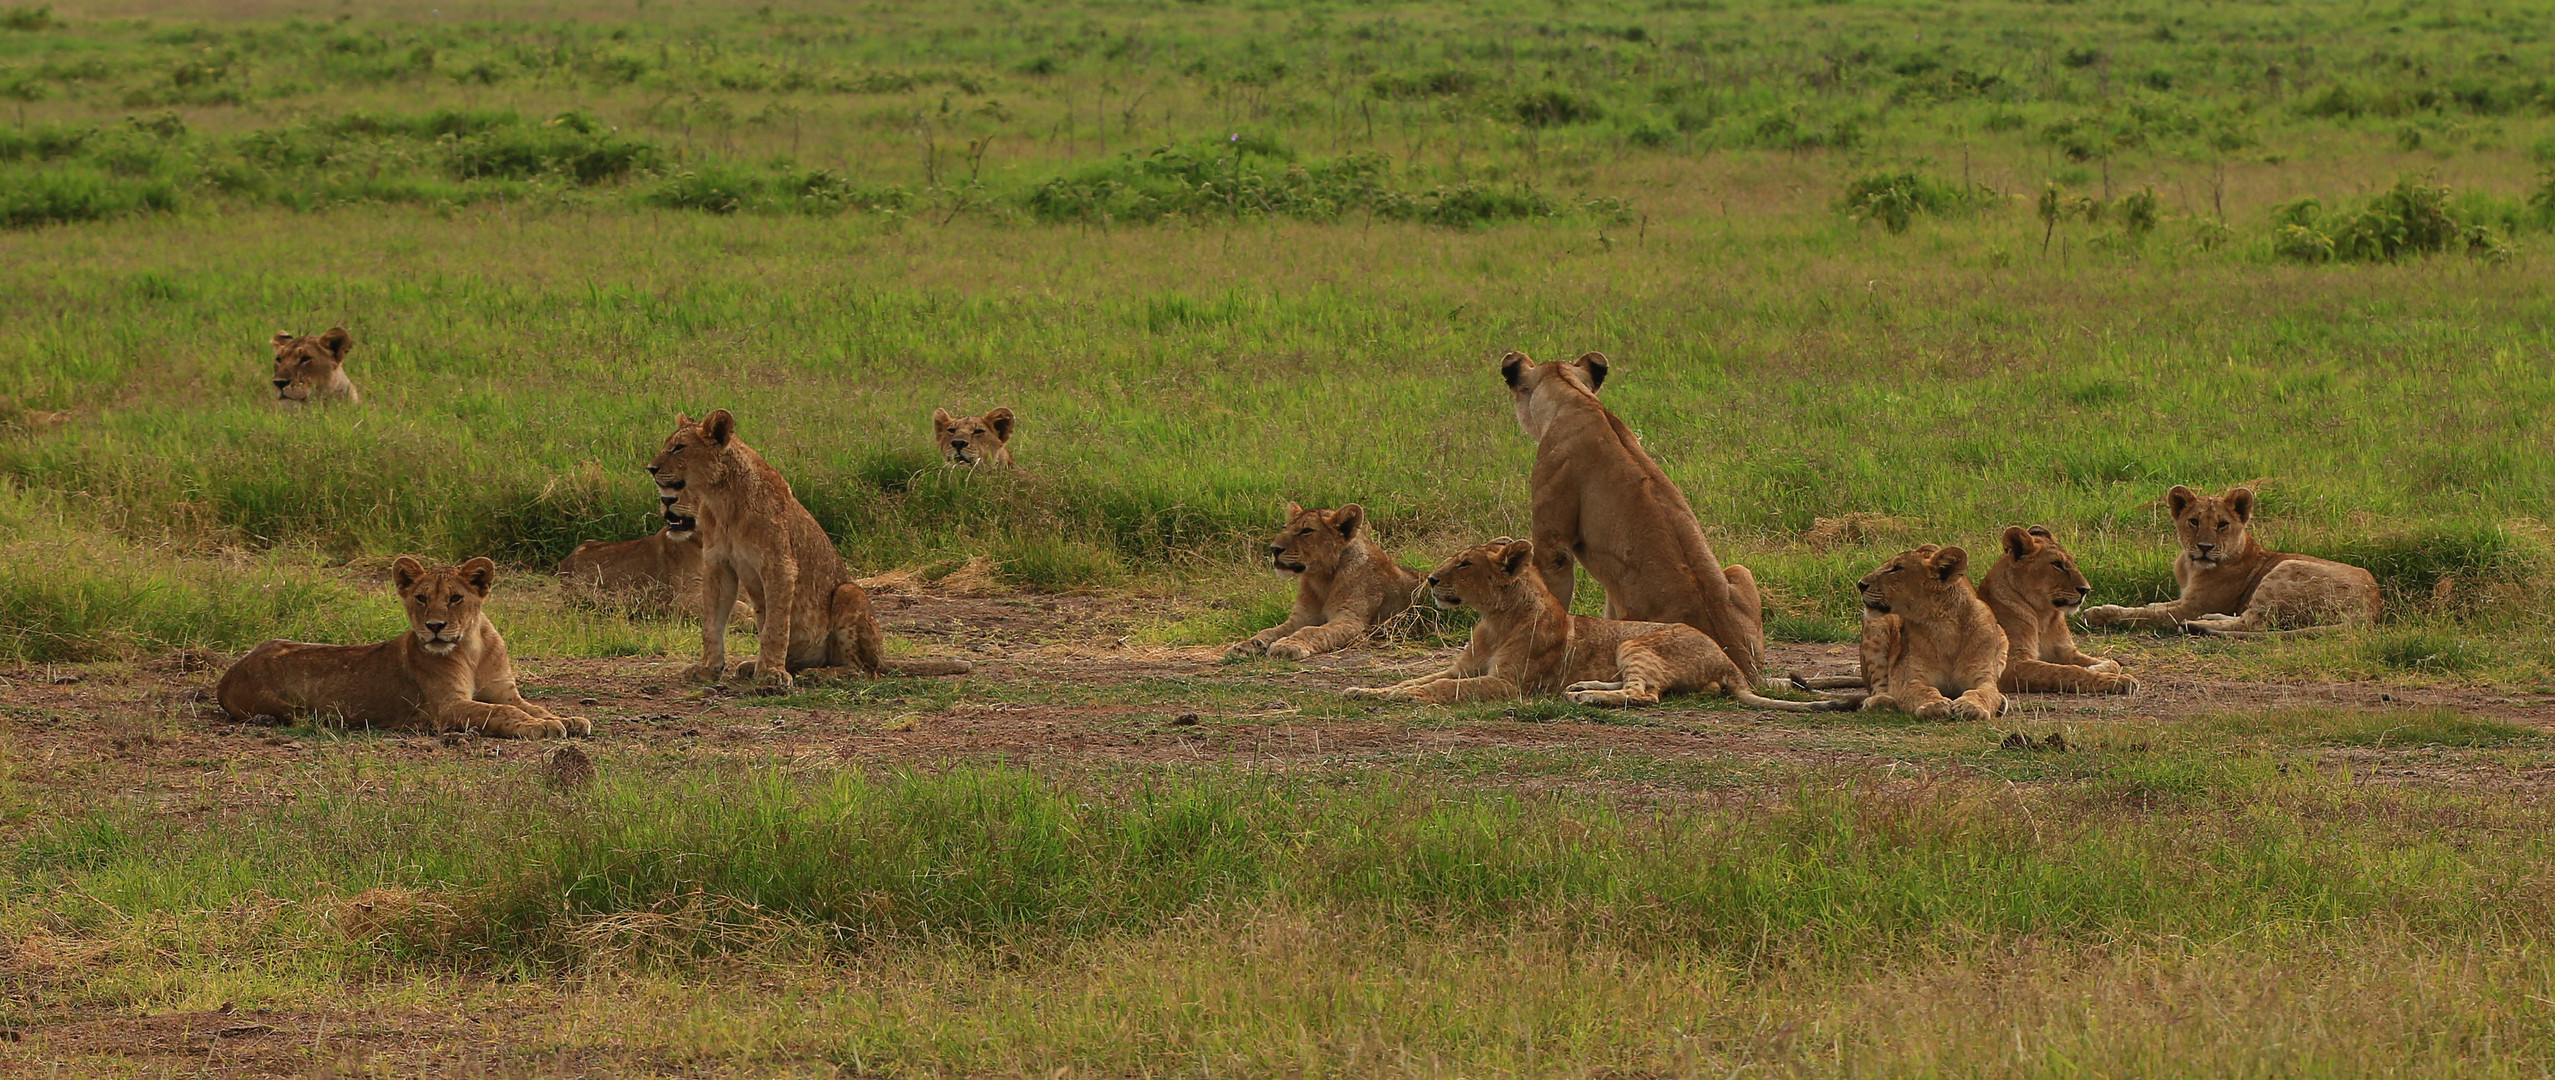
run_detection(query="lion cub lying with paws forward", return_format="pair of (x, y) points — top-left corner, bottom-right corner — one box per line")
(1344, 539), (1847, 710)
(2079, 485), (2380, 636)
(1798, 527), (2133, 697)
(1842, 545), (2009, 721)
(216, 557), (589, 738)
(1228, 502), (1425, 661)
(650, 409), (971, 692)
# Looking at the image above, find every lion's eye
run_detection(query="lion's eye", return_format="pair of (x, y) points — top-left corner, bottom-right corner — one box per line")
(1886, 566), (1902, 573)
(448, 594), (462, 603)
(2055, 562), (2069, 571)
(414, 594), (427, 603)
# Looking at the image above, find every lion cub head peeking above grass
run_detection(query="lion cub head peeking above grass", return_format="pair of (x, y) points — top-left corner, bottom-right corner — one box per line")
(934, 407), (1015, 467)
(269, 327), (358, 405)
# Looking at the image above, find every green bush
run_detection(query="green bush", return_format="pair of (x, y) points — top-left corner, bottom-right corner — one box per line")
(1022, 139), (1566, 227)
(1838, 170), (1984, 234)
(2273, 177), (2500, 264)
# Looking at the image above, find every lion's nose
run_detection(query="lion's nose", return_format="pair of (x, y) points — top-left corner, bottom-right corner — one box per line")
(272, 379), (290, 389)
(949, 439), (968, 449)
(1269, 546), (1284, 556)
(2195, 543), (2216, 554)
(644, 463), (658, 474)
(2077, 585), (2092, 595)
(1425, 575), (1439, 586)
(424, 621), (447, 633)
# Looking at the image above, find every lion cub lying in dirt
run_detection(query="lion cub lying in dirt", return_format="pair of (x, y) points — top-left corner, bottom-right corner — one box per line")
(1797, 526), (2135, 697)
(2079, 485), (2381, 636)
(1228, 502), (1424, 661)
(1344, 538), (1847, 711)
(216, 557), (590, 738)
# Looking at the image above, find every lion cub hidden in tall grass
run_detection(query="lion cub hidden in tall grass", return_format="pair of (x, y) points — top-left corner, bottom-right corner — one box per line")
(269, 327), (359, 405)
(1344, 538), (1847, 710)
(1228, 502), (1425, 661)
(934, 407), (1016, 468)
(215, 557), (590, 738)
(649, 409), (971, 693)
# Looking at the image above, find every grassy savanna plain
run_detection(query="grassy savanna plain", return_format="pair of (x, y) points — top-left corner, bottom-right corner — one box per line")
(3, 0), (2555, 1073)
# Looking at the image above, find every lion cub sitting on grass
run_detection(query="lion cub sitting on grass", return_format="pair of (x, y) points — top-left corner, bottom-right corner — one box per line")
(650, 409), (972, 692)
(1343, 538), (1847, 711)
(2079, 485), (2381, 636)
(215, 557), (590, 738)
(1839, 545), (2009, 721)
(1228, 502), (1425, 661)
(934, 407), (1016, 468)
(269, 327), (359, 405)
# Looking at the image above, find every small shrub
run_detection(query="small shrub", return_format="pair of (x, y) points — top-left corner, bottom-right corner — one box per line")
(1515, 87), (1601, 127)
(0, 4), (55, 30)
(2117, 186), (2159, 236)
(1838, 170), (1980, 234)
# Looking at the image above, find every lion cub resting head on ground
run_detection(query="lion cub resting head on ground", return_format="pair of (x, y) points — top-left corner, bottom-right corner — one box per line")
(2079, 485), (2380, 636)
(269, 327), (359, 405)
(651, 409), (971, 692)
(934, 407), (1015, 467)
(1843, 545), (2008, 721)
(216, 557), (589, 738)
(1799, 526), (2134, 697)
(1228, 502), (1424, 661)
(1344, 539), (1846, 710)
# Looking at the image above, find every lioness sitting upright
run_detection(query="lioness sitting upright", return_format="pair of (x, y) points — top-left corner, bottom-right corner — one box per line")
(1344, 538), (1847, 710)
(1227, 502), (1425, 660)
(1846, 545), (2008, 721)
(934, 407), (1016, 467)
(1502, 350), (1765, 686)
(216, 557), (589, 738)
(650, 410), (971, 692)
(269, 327), (359, 404)
(2078, 485), (2381, 636)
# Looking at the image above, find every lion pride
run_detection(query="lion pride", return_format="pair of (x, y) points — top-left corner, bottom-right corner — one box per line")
(2079, 485), (2381, 636)
(269, 327), (358, 404)
(648, 410), (970, 691)
(1228, 502), (1424, 660)
(1798, 526), (2135, 697)
(1344, 538), (1846, 711)
(1502, 350), (1764, 685)
(215, 557), (589, 738)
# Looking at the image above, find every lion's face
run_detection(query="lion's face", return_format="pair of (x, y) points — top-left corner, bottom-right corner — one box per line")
(934, 407), (1015, 467)
(1423, 538), (1536, 610)
(1858, 544), (1972, 616)
(2167, 485), (2254, 566)
(1500, 350), (1608, 440)
(1266, 502), (1365, 575)
(394, 556), (495, 656)
(269, 327), (350, 402)
(646, 410), (736, 516)
(1998, 525), (2093, 610)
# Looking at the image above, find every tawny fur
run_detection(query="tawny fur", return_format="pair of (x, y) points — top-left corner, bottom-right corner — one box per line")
(1982, 525), (2137, 693)
(1343, 538), (1846, 711)
(557, 518), (705, 603)
(215, 557), (589, 738)
(1228, 502), (1426, 661)
(269, 327), (359, 405)
(933, 407), (1016, 468)
(2078, 485), (2381, 636)
(1847, 545), (2009, 721)
(1502, 351), (1764, 685)
(649, 410), (970, 692)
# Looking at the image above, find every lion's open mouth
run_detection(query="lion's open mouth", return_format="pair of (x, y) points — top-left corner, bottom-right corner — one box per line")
(1430, 591), (1464, 608)
(1861, 596), (1892, 614)
(664, 512), (698, 535)
(1274, 558), (1306, 573)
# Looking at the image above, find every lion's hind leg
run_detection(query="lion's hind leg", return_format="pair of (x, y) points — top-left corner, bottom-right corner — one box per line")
(1562, 630), (1689, 707)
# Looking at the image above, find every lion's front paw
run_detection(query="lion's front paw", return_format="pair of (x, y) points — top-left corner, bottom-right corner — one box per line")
(1913, 698), (1956, 720)
(516, 716), (569, 739)
(1564, 680), (1624, 693)
(748, 669), (795, 696)
(1948, 698), (1996, 723)
(1564, 688), (1634, 707)
(2085, 659), (2123, 674)
(681, 661), (726, 684)
(1266, 640), (1315, 661)
(2104, 673), (2141, 694)
(2076, 605), (2125, 628)
(1342, 686), (1405, 701)
(559, 715), (595, 737)
(1225, 638), (1270, 659)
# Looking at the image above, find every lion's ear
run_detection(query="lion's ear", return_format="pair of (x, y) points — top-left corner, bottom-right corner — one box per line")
(984, 407), (1015, 440)
(1498, 538), (1535, 575)
(702, 409), (736, 446)
(2001, 525), (2036, 561)
(1500, 351), (1531, 389)
(2167, 485), (2197, 517)
(459, 556), (498, 596)
(318, 327), (351, 359)
(2028, 524), (2054, 540)
(1284, 500), (1303, 518)
(1332, 503), (1364, 539)
(1930, 545), (1970, 582)
(675, 411), (695, 428)
(932, 407), (953, 430)
(392, 556), (426, 592)
(271, 331), (295, 349)
(2226, 487), (2254, 521)
(1574, 351), (1608, 391)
